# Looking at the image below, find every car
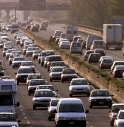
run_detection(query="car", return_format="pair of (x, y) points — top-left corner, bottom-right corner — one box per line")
(54, 98), (89, 127)
(26, 25), (31, 30)
(61, 68), (78, 83)
(4, 41), (15, 48)
(44, 55), (62, 68)
(88, 53), (101, 63)
(26, 73), (43, 84)
(12, 57), (26, 68)
(36, 85), (58, 96)
(114, 110), (124, 127)
(2, 47), (12, 57)
(0, 112), (21, 127)
(47, 98), (61, 121)
(23, 39), (33, 46)
(109, 103), (124, 126)
(20, 37), (29, 47)
(32, 50), (42, 60)
(0, 39), (7, 48)
(26, 47), (39, 56)
(48, 61), (65, 72)
(1, 36), (10, 41)
(94, 48), (105, 56)
(99, 58), (113, 69)
(39, 25), (46, 31)
(68, 78), (90, 97)
(38, 50), (55, 65)
(84, 50), (94, 61)
(6, 25), (12, 32)
(49, 66), (65, 81)
(112, 65), (124, 78)
(59, 41), (70, 49)
(5, 49), (16, 60)
(20, 61), (36, 72)
(111, 61), (124, 73)
(28, 79), (48, 95)
(88, 89), (113, 108)
(30, 25), (39, 32)
(15, 66), (35, 85)
(54, 30), (62, 36)
(99, 56), (113, 64)
(32, 89), (57, 110)
(0, 66), (5, 76)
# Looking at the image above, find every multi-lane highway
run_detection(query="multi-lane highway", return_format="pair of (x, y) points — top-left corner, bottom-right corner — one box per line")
(0, 24), (115, 127)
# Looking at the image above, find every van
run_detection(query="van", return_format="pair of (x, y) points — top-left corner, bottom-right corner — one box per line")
(70, 41), (82, 55)
(86, 35), (99, 50)
(54, 98), (89, 127)
(10, 24), (19, 33)
(90, 40), (105, 50)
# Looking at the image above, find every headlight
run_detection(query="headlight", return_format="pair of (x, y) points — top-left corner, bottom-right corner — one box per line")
(78, 117), (85, 120)
(58, 117), (65, 120)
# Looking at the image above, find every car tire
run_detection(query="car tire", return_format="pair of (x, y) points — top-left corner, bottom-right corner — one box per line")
(17, 80), (19, 85)
(50, 78), (52, 82)
(69, 94), (72, 97)
(89, 104), (92, 108)
(48, 116), (52, 121)
(28, 92), (31, 96)
(61, 79), (64, 83)
(33, 105), (36, 110)
(3, 54), (5, 57)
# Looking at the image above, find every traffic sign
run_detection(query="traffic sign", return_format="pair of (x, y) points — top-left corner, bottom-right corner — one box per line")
(19, 0), (45, 10)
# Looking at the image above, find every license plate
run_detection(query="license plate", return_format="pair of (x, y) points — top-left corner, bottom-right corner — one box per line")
(99, 102), (104, 104)
(69, 122), (74, 124)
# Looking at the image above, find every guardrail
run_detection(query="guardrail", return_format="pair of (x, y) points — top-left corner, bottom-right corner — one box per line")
(77, 24), (103, 37)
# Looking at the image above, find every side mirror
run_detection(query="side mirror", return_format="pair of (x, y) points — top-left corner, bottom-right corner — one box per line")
(15, 72), (17, 74)
(18, 120), (21, 123)
(17, 102), (20, 107)
(85, 110), (89, 113)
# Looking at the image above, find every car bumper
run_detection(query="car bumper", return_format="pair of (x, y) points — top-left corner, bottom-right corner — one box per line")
(90, 101), (112, 106)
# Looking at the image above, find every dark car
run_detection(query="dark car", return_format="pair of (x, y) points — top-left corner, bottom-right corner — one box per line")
(99, 58), (113, 69)
(94, 48), (105, 56)
(88, 53), (101, 63)
(39, 25), (46, 31)
(0, 66), (5, 76)
(30, 25), (39, 32)
(89, 89), (113, 108)
(84, 50), (94, 61)
(26, 25), (31, 30)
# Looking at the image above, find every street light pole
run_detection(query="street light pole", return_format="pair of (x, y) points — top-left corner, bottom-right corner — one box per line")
(15, 7), (16, 23)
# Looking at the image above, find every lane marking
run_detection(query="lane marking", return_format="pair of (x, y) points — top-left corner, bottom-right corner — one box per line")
(22, 113), (25, 115)
(24, 117), (27, 119)
(27, 121), (30, 124)
(20, 109), (23, 111)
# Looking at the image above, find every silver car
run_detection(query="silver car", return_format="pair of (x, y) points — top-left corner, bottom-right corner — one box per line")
(32, 89), (56, 110)
(26, 47), (39, 56)
(49, 66), (65, 81)
(32, 50), (42, 60)
(48, 98), (61, 121)
(68, 78), (90, 97)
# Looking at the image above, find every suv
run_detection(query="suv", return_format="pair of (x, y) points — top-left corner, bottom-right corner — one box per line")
(15, 66), (35, 85)
(54, 98), (89, 127)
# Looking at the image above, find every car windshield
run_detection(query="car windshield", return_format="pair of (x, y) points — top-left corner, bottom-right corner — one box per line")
(103, 59), (113, 63)
(37, 86), (54, 91)
(22, 62), (33, 66)
(91, 54), (100, 57)
(30, 80), (46, 85)
(13, 52), (22, 55)
(63, 69), (76, 74)
(51, 62), (65, 67)
(59, 104), (84, 112)
(71, 79), (88, 85)
(51, 100), (59, 106)
(87, 51), (94, 54)
(0, 114), (16, 121)
(119, 112), (124, 119)
(34, 91), (54, 97)
(91, 90), (110, 97)
(7, 50), (16, 53)
(18, 68), (33, 73)
(95, 50), (104, 52)
(52, 68), (64, 72)
(34, 50), (41, 53)
(28, 75), (42, 79)
(42, 51), (55, 56)
(112, 105), (124, 113)
(14, 58), (25, 61)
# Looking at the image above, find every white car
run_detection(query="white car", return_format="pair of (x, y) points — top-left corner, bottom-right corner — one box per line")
(68, 78), (90, 97)
(114, 110), (124, 127)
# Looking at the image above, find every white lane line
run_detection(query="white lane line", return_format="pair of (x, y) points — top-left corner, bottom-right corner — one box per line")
(27, 121), (30, 124)
(22, 113), (25, 115)
(20, 105), (21, 107)
(24, 117), (27, 119)
(20, 109), (23, 111)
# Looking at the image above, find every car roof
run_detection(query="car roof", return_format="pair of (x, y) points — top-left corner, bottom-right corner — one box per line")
(28, 73), (41, 76)
(112, 103), (124, 106)
(36, 89), (52, 92)
(59, 98), (82, 104)
(37, 85), (53, 87)
(72, 78), (87, 81)
(52, 66), (65, 68)
(19, 66), (33, 69)
(30, 79), (45, 81)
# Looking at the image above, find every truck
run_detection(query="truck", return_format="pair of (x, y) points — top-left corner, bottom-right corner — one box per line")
(103, 24), (123, 50)
(0, 78), (20, 117)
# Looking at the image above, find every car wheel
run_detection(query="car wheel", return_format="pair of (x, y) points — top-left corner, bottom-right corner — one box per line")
(17, 80), (19, 85)
(48, 116), (52, 121)
(69, 94), (72, 97)
(89, 104), (92, 108)
(50, 78), (52, 82)
(3, 54), (5, 57)
(61, 79), (64, 83)
(33, 105), (36, 110)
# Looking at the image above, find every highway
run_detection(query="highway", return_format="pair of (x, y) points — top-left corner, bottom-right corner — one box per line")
(0, 24), (114, 127)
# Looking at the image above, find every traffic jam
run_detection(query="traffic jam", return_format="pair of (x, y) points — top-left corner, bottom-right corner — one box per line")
(0, 19), (124, 127)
